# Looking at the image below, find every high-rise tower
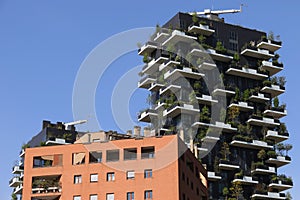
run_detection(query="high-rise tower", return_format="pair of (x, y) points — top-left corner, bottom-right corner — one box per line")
(138, 10), (292, 199)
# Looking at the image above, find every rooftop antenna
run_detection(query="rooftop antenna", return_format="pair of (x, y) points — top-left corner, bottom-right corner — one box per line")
(189, 4), (244, 21)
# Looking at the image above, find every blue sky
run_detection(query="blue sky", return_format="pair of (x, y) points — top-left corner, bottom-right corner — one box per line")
(0, 0), (299, 199)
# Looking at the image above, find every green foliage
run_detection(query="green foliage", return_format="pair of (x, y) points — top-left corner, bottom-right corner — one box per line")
(284, 143), (293, 156)
(143, 53), (149, 63)
(220, 108), (226, 122)
(286, 192), (293, 200)
(192, 12), (199, 24)
(198, 34), (206, 44)
(273, 96), (279, 108)
(220, 142), (231, 160)
(223, 187), (229, 199)
(230, 182), (244, 199)
(233, 53), (240, 62)
(11, 193), (17, 200)
(276, 143), (285, 156)
(215, 41), (227, 54)
(228, 106), (240, 122)
(234, 87), (240, 101)
(22, 143), (30, 150)
(268, 31), (274, 40)
(257, 149), (267, 164)
(243, 89), (250, 102)
(200, 106), (210, 122)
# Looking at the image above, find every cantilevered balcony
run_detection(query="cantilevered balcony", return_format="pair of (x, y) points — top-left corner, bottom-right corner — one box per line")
(269, 180), (293, 192)
(153, 30), (169, 43)
(257, 38), (282, 52)
(154, 102), (166, 110)
(190, 48), (233, 62)
(263, 107), (287, 119)
(219, 159), (240, 170)
(261, 84), (285, 98)
(162, 30), (197, 46)
(192, 121), (237, 133)
(266, 156), (291, 167)
(163, 103), (199, 117)
(251, 166), (276, 175)
(138, 109), (157, 123)
(13, 184), (23, 194)
(251, 192), (286, 200)
(138, 75), (156, 89)
(12, 165), (24, 174)
(164, 67), (204, 81)
(32, 186), (61, 199)
(260, 61), (283, 76)
(212, 87), (235, 96)
(188, 24), (215, 36)
(159, 60), (180, 72)
(232, 176), (258, 185)
(226, 66), (268, 80)
(46, 138), (70, 146)
(196, 94), (218, 105)
(142, 55), (168, 74)
(138, 41), (158, 56)
(241, 46), (274, 59)
(231, 138), (273, 150)
(207, 171), (222, 181)
(9, 176), (22, 187)
(266, 130), (289, 143)
(198, 61), (217, 71)
(148, 82), (164, 92)
(249, 93), (270, 103)
(228, 101), (254, 112)
(159, 84), (181, 96)
(19, 149), (25, 157)
(247, 116), (280, 127)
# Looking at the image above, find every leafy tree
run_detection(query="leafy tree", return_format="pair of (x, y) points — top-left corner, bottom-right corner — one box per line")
(257, 149), (267, 164)
(200, 106), (210, 122)
(284, 144), (293, 156)
(223, 187), (229, 200)
(273, 96), (279, 108)
(192, 12), (199, 24)
(11, 193), (17, 200)
(230, 182), (244, 200)
(216, 41), (227, 53)
(286, 192), (293, 200)
(243, 89), (250, 102)
(220, 142), (231, 160)
(276, 143), (285, 156)
(143, 53), (149, 63)
(268, 31), (274, 40)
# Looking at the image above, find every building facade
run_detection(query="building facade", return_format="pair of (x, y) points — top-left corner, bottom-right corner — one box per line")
(138, 11), (292, 199)
(10, 122), (208, 200)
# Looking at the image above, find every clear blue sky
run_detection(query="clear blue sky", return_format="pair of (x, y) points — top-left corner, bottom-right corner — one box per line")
(0, 0), (298, 199)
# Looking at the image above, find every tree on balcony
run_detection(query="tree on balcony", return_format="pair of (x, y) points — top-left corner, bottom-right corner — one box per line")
(242, 89), (250, 102)
(220, 142), (231, 161)
(228, 106), (240, 126)
(200, 106), (210, 123)
(222, 187), (229, 200)
(273, 96), (279, 108)
(275, 143), (285, 156)
(11, 193), (17, 200)
(215, 41), (227, 54)
(257, 149), (267, 165)
(286, 192), (293, 200)
(143, 53), (150, 63)
(229, 181), (244, 200)
(192, 12), (199, 24)
(284, 143), (293, 157)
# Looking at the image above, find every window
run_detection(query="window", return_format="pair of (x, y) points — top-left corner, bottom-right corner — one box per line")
(89, 151), (102, 163)
(144, 169), (152, 178)
(106, 150), (119, 162)
(74, 196), (81, 200)
(107, 172), (115, 181)
(124, 148), (137, 160)
(73, 152), (85, 165)
(127, 192), (135, 200)
(106, 193), (114, 200)
(33, 154), (63, 168)
(90, 194), (98, 200)
(74, 175), (82, 184)
(229, 31), (238, 40)
(127, 171), (135, 180)
(144, 190), (153, 200)
(141, 146), (155, 159)
(90, 174), (98, 182)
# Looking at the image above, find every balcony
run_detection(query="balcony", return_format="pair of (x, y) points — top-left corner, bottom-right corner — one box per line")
(231, 138), (273, 150)
(13, 183), (23, 194)
(212, 87), (235, 96)
(19, 149), (25, 157)
(138, 109), (157, 123)
(207, 171), (222, 181)
(12, 165), (24, 174)
(260, 61), (283, 76)
(266, 130), (289, 143)
(269, 180), (293, 192)
(228, 101), (254, 112)
(198, 61), (217, 71)
(241, 46), (274, 59)
(32, 187), (61, 199)
(46, 138), (70, 146)
(138, 75), (156, 89)
(232, 176), (258, 185)
(148, 82), (164, 92)
(162, 30), (197, 46)
(261, 84), (285, 98)
(154, 102), (166, 110)
(226, 66), (268, 80)
(153, 30), (169, 43)
(9, 176), (22, 187)
(164, 67), (204, 81)
(196, 94), (218, 105)
(218, 159), (240, 170)
(257, 38), (282, 52)
(159, 84), (181, 96)
(251, 192), (286, 200)
(192, 121), (237, 133)
(188, 24), (215, 36)
(251, 166), (276, 175)
(263, 108), (287, 119)
(249, 93), (270, 103)
(163, 103), (199, 117)
(190, 48), (233, 62)
(247, 116), (280, 127)
(142, 55), (168, 74)
(159, 60), (180, 72)
(138, 41), (158, 56)
(266, 156), (291, 167)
